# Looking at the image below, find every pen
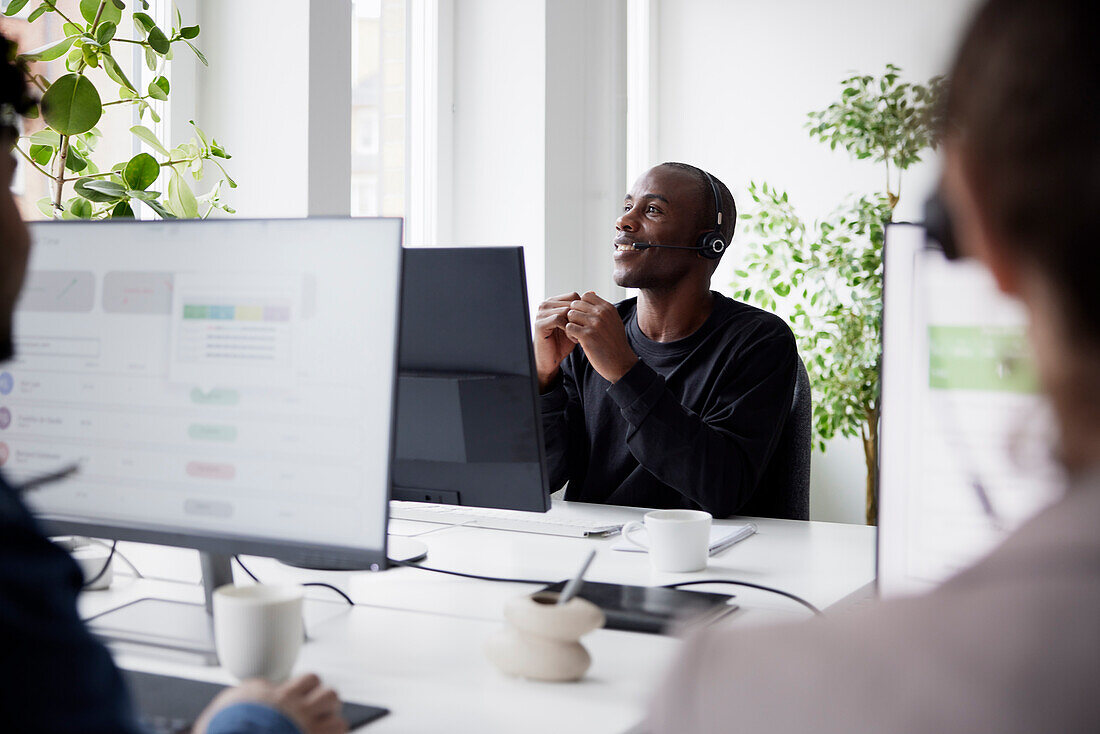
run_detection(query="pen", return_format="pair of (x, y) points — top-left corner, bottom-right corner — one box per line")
(15, 462), (81, 494)
(558, 549), (596, 605)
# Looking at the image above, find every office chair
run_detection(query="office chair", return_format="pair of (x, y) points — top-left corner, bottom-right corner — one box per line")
(742, 356), (812, 521)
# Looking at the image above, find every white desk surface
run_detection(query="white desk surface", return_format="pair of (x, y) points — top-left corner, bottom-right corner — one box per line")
(81, 500), (876, 733)
(117, 500), (875, 621)
(83, 576), (678, 734)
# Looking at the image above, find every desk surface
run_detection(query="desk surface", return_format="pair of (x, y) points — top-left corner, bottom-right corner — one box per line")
(81, 500), (877, 733)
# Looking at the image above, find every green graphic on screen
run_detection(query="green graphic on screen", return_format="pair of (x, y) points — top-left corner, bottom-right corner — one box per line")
(928, 325), (1037, 393)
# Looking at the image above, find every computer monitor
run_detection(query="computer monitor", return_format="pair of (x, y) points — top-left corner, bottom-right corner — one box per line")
(878, 223), (1061, 597)
(9, 217), (403, 654)
(393, 247), (550, 512)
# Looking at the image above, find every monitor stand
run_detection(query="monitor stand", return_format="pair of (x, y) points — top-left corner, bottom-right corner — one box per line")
(87, 552), (233, 665)
(89, 542), (425, 662)
(280, 535), (427, 571)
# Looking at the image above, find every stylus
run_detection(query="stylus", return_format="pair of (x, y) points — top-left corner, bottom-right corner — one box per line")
(558, 549), (597, 605)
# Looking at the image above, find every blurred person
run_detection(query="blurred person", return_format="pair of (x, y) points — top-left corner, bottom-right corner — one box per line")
(0, 33), (346, 734)
(536, 163), (803, 519)
(648, 0), (1100, 731)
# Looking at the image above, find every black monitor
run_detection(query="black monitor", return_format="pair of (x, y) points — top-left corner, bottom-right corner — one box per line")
(392, 247), (550, 512)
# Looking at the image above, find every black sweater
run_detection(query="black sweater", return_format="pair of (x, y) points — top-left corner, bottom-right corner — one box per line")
(540, 293), (798, 518)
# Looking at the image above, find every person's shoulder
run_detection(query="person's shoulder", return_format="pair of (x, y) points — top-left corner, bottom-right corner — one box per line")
(614, 296), (639, 322)
(711, 293), (795, 345)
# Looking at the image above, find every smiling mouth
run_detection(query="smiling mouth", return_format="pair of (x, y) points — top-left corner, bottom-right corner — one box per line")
(615, 243), (642, 252)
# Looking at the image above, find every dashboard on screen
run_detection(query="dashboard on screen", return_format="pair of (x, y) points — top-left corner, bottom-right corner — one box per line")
(7, 218), (402, 561)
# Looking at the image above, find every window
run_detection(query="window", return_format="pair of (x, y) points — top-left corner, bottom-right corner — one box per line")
(351, 0), (406, 220)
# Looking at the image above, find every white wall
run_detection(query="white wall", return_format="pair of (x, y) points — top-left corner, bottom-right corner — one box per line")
(194, 0), (351, 219)
(446, 0), (547, 307)
(652, 0), (982, 523)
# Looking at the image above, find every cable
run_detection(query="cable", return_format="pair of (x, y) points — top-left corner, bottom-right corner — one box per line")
(233, 554), (261, 582)
(232, 555), (354, 607)
(302, 582), (354, 606)
(85, 537), (144, 579)
(663, 579), (823, 616)
(81, 540), (117, 589)
(389, 559), (556, 586)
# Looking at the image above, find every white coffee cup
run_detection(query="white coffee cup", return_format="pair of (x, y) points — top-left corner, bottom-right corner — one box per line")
(621, 509), (712, 573)
(213, 584), (305, 682)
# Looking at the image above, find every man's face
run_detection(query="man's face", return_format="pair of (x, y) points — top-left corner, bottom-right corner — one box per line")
(612, 165), (710, 289)
(0, 129), (32, 349)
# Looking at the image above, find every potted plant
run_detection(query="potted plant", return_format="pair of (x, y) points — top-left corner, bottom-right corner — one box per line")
(3, 0), (234, 219)
(733, 65), (944, 524)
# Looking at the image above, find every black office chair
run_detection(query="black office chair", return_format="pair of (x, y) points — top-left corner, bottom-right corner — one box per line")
(742, 357), (812, 520)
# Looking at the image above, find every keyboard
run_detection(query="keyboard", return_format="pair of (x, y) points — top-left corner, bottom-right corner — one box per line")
(389, 501), (623, 537)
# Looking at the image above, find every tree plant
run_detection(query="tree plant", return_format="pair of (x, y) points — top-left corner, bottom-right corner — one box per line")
(733, 65), (944, 524)
(3, 0), (234, 219)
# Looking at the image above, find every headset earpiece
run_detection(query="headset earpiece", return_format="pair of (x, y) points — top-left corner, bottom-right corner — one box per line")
(697, 171), (727, 260)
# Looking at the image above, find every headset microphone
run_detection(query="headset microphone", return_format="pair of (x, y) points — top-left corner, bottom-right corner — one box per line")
(630, 242), (706, 252)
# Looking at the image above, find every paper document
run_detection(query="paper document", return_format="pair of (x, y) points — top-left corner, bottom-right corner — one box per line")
(612, 523), (756, 556)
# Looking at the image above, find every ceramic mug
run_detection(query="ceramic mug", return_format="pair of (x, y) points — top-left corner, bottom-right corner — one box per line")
(622, 509), (712, 572)
(213, 584), (305, 682)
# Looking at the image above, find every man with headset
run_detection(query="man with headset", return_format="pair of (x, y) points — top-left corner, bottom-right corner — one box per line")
(535, 162), (800, 518)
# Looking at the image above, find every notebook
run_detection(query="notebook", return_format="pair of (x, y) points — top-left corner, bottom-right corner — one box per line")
(539, 580), (738, 634)
(611, 522), (757, 556)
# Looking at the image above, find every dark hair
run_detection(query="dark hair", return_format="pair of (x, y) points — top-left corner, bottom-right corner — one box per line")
(2, 32), (35, 134)
(659, 162), (737, 256)
(946, 0), (1100, 342)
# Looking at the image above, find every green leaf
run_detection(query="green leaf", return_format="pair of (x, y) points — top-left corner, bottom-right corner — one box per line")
(27, 2), (51, 22)
(41, 73), (102, 135)
(167, 170), (199, 218)
(123, 152), (159, 190)
(133, 10), (155, 33)
(101, 52), (137, 92)
(28, 129), (61, 147)
(65, 146), (88, 172)
(185, 40), (207, 66)
(67, 196), (94, 219)
(95, 20), (115, 44)
(81, 43), (99, 68)
(74, 177), (125, 202)
(130, 124), (169, 155)
(126, 189), (160, 201)
(147, 25), (170, 54)
(28, 144), (52, 165)
(180, 24), (200, 39)
(144, 45), (157, 70)
(143, 197), (176, 219)
(62, 22), (82, 36)
(17, 34), (78, 62)
(110, 200), (135, 218)
(3, 0), (31, 16)
(36, 196), (55, 218)
(147, 75), (169, 100)
(80, 0), (121, 25)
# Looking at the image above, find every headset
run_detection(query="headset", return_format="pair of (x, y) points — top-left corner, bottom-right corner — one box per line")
(631, 170), (730, 259)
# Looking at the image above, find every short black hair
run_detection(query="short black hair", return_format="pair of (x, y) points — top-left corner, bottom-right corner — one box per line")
(659, 162), (737, 255)
(946, 0), (1099, 343)
(1, 33), (35, 135)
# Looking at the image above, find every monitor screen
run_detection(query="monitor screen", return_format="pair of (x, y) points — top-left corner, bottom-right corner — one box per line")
(392, 247), (549, 511)
(9, 218), (403, 568)
(878, 224), (1062, 596)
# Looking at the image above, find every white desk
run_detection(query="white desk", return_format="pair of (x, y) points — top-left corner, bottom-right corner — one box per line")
(82, 577), (678, 734)
(82, 501), (876, 732)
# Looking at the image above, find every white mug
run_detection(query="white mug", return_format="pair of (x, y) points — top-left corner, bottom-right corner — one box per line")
(213, 584), (305, 682)
(622, 509), (712, 573)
